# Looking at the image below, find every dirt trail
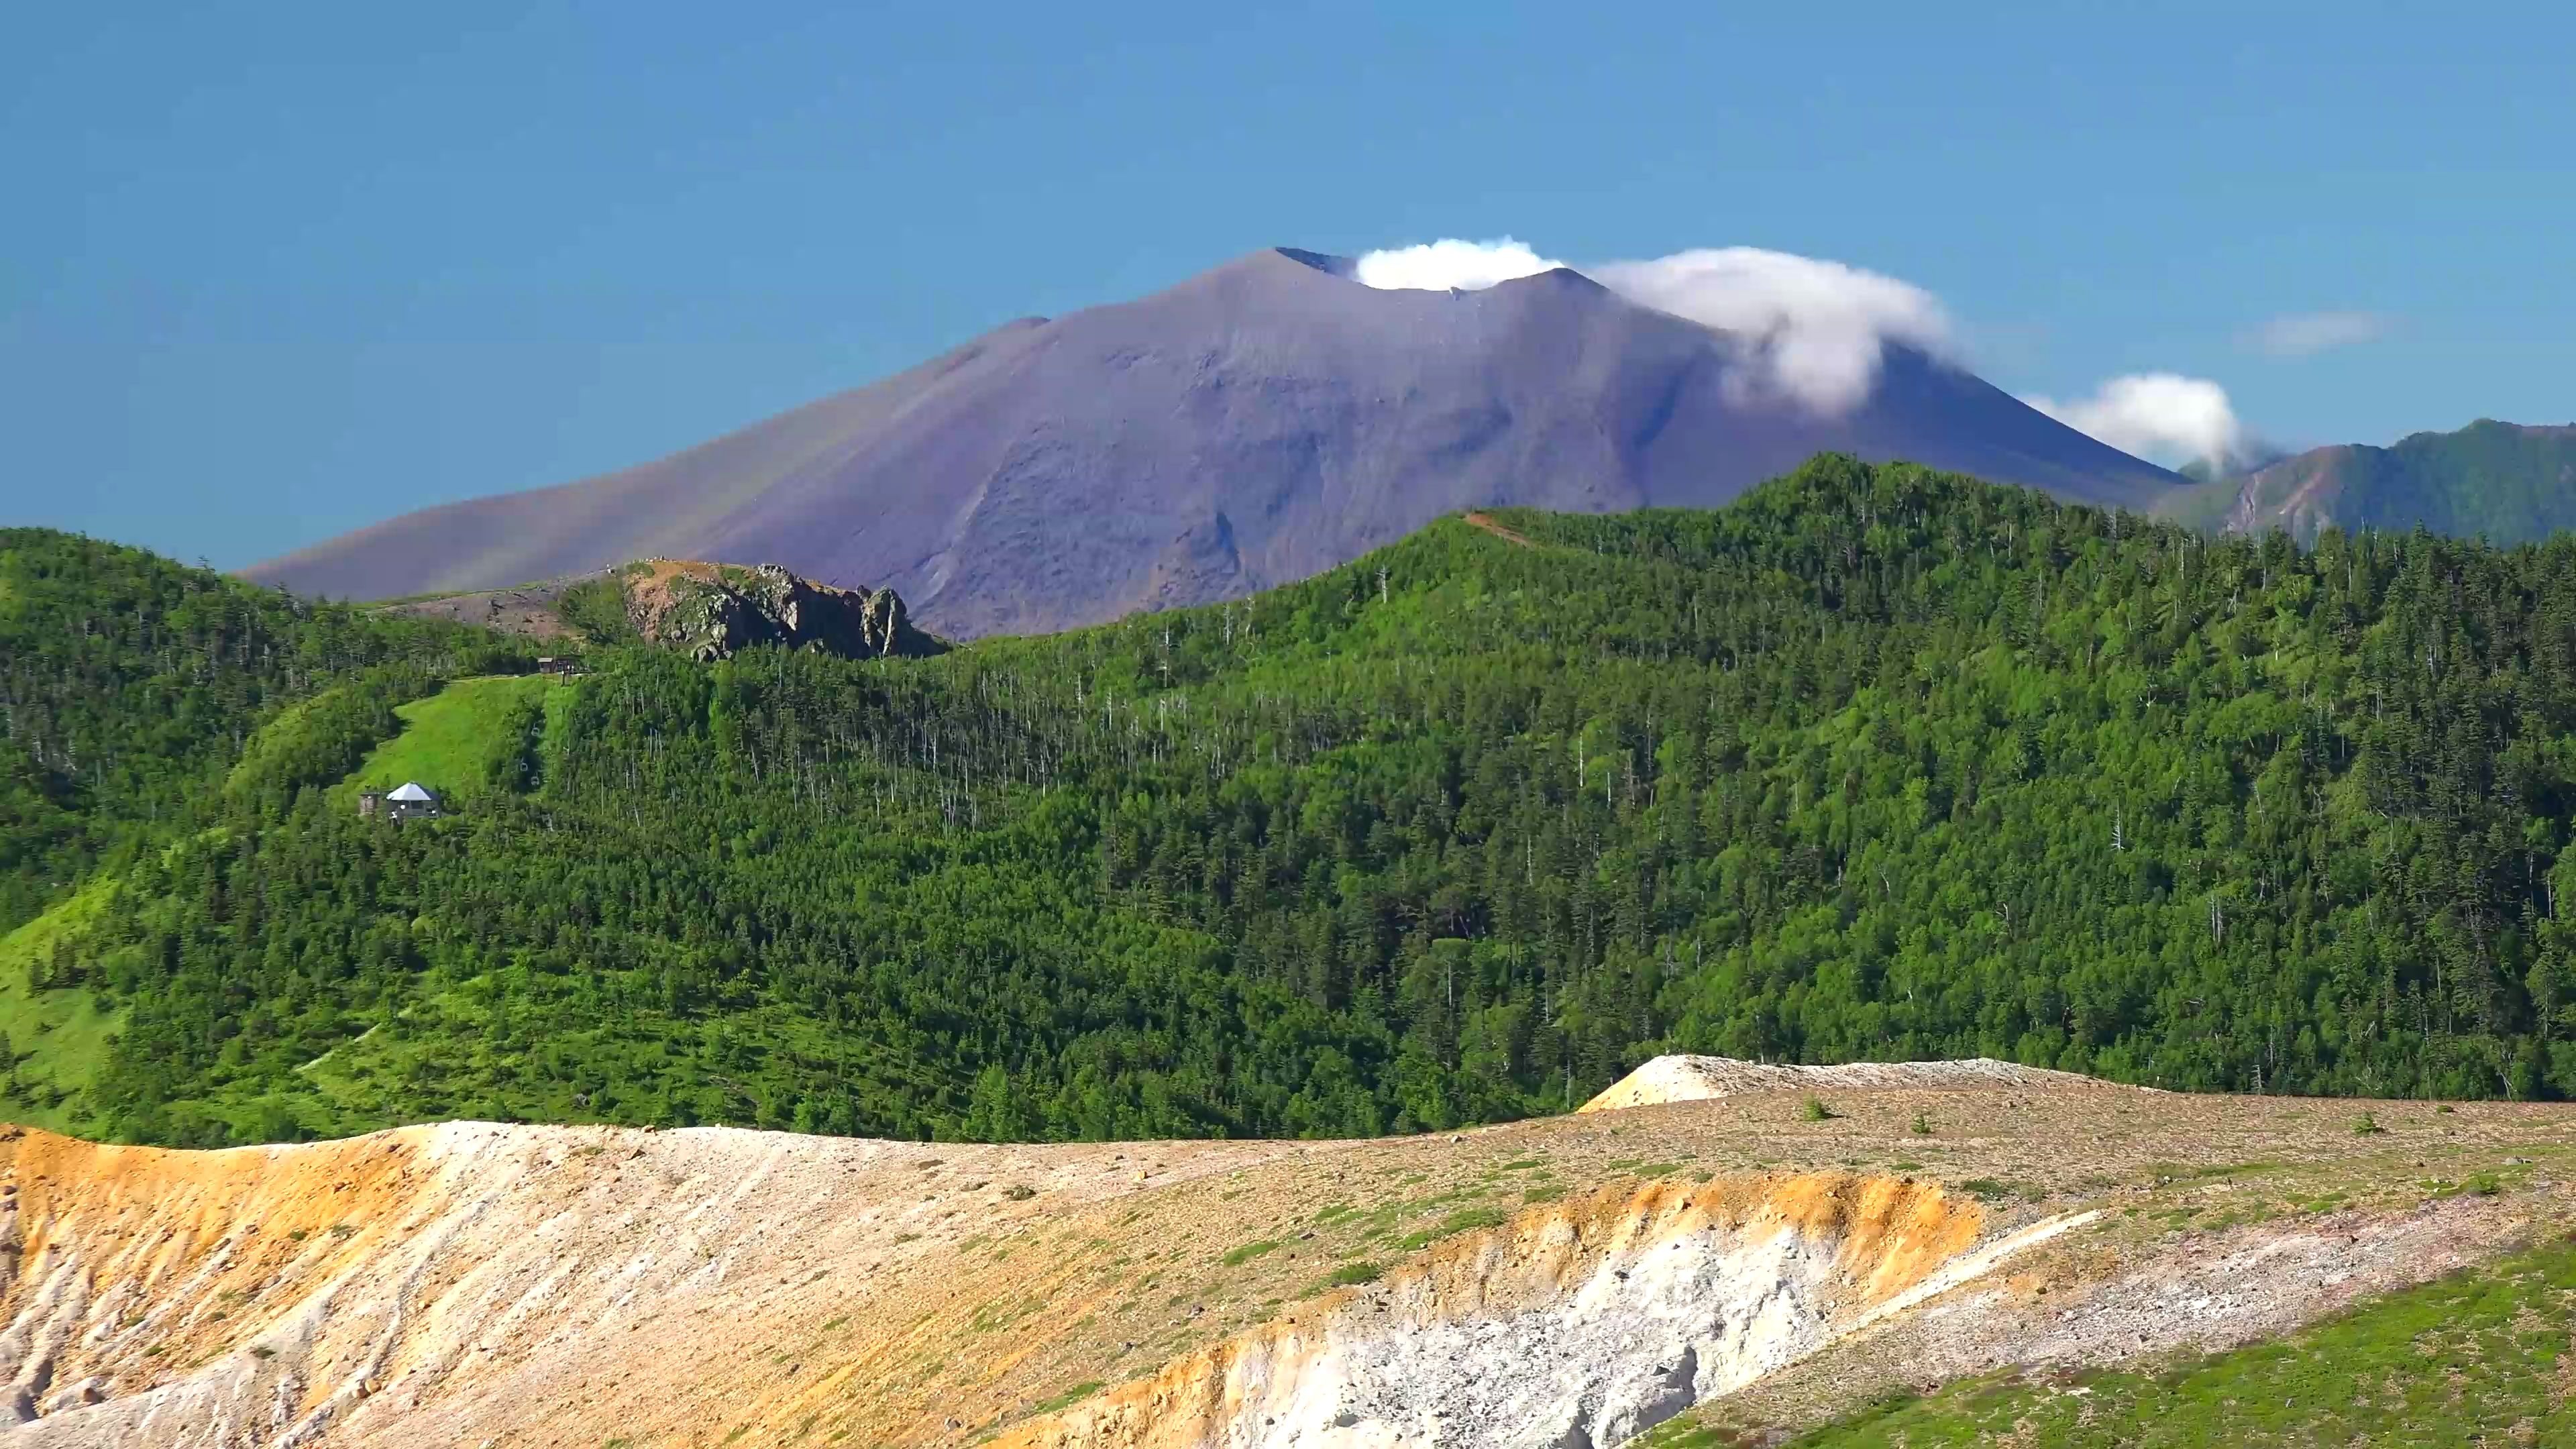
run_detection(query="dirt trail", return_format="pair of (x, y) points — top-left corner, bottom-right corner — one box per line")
(0, 1059), (2569, 1447)
(1458, 513), (1536, 547)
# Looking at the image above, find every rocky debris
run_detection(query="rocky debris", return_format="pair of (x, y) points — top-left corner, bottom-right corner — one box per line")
(368, 574), (602, 638)
(998, 1174), (2006, 1449)
(1713, 1190), (2542, 1438)
(617, 559), (945, 662)
(1580, 1055), (2139, 1113)
(2002, 1197), (2522, 1368)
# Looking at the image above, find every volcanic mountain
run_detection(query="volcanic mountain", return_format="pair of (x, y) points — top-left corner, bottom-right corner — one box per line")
(246, 248), (2183, 637)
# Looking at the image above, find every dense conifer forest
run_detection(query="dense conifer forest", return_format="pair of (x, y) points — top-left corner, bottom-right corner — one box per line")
(11, 455), (2576, 1146)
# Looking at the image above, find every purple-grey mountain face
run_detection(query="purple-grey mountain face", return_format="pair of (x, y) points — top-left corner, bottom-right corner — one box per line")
(246, 249), (2184, 637)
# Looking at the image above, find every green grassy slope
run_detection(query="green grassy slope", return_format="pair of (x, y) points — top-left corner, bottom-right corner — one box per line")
(1655, 1233), (2576, 1446)
(0, 880), (127, 1130)
(345, 675), (568, 800)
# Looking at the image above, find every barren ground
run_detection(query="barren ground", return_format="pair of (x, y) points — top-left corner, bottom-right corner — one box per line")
(370, 574), (600, 639)
(0, 1064), (2568, 1447)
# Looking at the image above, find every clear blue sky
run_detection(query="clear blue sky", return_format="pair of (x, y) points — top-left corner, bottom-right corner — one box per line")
(7, 2), (2571, 567)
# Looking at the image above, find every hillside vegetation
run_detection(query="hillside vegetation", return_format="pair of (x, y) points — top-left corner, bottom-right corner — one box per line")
(1686, 1233), (2576, 1446)
(342, 674), (566, 800)
(15, 455), (2576, 1144)
(2170, 419), (2576, 543)
(0, 529), (523, 933)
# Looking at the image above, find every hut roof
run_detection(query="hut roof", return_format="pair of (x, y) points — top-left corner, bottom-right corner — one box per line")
(386, 782), (437, 802)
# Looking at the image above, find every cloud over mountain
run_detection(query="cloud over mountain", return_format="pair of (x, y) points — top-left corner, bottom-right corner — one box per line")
(1352, 238), (1954, 415)
(1586, 248), (1955, 415)
(2024, 373), (2247, 468)
(1353, 237), (2253, 453)
(1351, 237), (1563, 292)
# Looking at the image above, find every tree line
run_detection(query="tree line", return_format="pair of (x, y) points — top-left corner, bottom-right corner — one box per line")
(13, 455), (2576, 1146)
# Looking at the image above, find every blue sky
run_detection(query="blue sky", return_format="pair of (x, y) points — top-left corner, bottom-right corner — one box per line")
(6, 2), (2571, 567)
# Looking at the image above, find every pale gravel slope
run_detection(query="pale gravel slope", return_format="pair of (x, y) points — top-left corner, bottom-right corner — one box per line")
(1577, 1055), (2131, 1112)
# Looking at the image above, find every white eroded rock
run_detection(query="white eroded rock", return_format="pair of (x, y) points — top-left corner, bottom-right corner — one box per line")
(1004, 1175), (2089, 1449)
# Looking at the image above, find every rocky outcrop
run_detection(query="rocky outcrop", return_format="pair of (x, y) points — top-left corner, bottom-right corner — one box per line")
(366, 559), (942, 663)
(618, 559), (945, 662)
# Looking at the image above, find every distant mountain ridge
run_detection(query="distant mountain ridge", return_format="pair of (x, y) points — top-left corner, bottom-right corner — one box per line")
(2173, 419), (2576, 543)
(244, 248), (2182, 636)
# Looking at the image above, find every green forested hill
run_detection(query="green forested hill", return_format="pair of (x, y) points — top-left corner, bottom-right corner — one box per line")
(14, 455), (2576, 1146)
(2167, 419), (2576, 543)
(0, 530), (523, 932)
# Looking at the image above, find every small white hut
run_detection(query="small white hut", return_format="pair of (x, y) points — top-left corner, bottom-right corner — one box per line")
(380, 782), (442, 822)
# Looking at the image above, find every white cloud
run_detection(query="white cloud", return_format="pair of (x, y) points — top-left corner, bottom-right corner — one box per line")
(1352, 238), (1953, 415)
(1350, 238), (2258, 458)
(1590, 248), (1956, 414)
(1351, 237), (1565, 292)
(2024, 373), (2245, 468)
(2245, 310), (2391, 358)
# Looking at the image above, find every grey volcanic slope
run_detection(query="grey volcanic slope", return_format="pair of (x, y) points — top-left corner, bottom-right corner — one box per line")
(247, 248), (2184, 637)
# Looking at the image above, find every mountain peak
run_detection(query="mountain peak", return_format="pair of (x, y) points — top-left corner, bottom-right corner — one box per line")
(247, 257), (2179, 635)
(1271, 246), (1354, 276)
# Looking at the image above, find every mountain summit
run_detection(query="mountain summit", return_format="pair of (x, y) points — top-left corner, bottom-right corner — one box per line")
(246, 248), (2182, 636)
